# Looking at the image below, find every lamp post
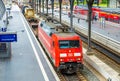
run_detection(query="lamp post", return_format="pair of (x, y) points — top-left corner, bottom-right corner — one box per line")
(86, 0), (94, 54)
(69, 0), (74, 31)
(36, 0), (38, 14)
(34, 0), (36, 13)
(39, 0), (41, 16)
(51, 0), (54, 22)
(59, 0), (62, 23)
(46, 0), (48, 15)
(31, 0), (34, 8)
(42, 0), (44, 14)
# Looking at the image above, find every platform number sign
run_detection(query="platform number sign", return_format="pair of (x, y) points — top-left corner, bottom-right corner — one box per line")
(0, 32), (17, 42)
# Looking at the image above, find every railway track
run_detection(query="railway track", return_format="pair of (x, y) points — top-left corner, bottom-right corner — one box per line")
(76, 71), (87, 81)
(57, 71), (87, 81)
(57, 68), (100, 81)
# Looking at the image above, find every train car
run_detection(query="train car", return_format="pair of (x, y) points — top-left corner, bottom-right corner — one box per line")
(38, 20), (83, 74)
(74, 5), (88, 15)
(22, 6), (39, 37)
(27, 18), (39, 37)
(74, 5), (120, 23)
(24, 8), (35, 19)
(107, 14), (120, 23)
(99, 11), (108, 19)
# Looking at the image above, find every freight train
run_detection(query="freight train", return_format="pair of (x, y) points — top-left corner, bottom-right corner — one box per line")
(38, 20), (83, 74)
(22, 6), (39, 36)
(73, 5), (120, 23)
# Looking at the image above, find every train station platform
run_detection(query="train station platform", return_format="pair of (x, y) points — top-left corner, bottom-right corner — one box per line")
(0, 4), (59, 81)
(83, 48), (120, 81)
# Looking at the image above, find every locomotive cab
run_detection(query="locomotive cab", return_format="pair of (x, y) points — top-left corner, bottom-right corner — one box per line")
(52, 33), (83, 74)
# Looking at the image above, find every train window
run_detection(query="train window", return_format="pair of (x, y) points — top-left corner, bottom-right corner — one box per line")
(59, 41), (69, 48)
(49, 32), (53, 36)
(59, 40), (80, 48)
(70, 40), (79, 48)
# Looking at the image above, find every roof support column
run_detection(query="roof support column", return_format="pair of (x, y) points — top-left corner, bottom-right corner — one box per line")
(59, 0), (62, 23)
(69, 0), (74, 31)
(51, 0), (54, 21)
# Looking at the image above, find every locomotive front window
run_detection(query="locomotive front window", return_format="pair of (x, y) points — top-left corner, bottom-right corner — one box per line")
(59, 40), (80, 48)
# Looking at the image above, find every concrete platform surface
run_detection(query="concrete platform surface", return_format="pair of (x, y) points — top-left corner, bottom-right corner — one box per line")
(83, 48), (120, 81)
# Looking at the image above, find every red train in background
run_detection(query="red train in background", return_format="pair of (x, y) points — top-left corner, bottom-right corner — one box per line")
(38, 20), (83, 74)
(73, 5), (120, 23)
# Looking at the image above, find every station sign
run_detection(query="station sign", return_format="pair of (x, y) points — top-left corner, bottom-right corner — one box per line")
(0, 32), (17, 42)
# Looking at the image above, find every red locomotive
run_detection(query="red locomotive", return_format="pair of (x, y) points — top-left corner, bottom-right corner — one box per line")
(38, 20), (83, 74)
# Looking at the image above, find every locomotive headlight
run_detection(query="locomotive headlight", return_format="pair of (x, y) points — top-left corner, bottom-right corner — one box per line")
(74, 53), (81, 56)
(60, 59), (63, 61)
(60, 53), (67, 57)
(76, 58), (81, 61)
